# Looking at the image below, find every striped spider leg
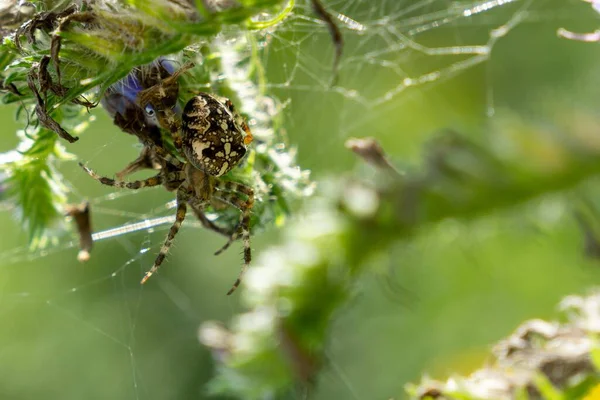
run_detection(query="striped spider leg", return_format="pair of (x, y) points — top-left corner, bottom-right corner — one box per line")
(213, 180), (254, 295)
(78, 162), (183, 189)
(140, 186), (190, 284)
(135, 162), (254, 295)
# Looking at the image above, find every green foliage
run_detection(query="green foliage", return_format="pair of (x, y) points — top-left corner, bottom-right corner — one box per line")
(1, 127), (73, 248)
(408, 291), (600, 399)
(198, 109), (600, 398)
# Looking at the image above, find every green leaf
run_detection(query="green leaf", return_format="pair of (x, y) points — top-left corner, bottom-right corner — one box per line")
(533, 373), (564, 400)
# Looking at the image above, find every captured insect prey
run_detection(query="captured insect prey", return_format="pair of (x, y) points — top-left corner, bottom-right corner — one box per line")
(81, 62), (255, 295)
(101, 57), (180, 180)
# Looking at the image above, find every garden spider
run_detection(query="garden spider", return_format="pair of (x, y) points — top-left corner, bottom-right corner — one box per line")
(101, 58), (240, 240)
(80, 67), (255, 295)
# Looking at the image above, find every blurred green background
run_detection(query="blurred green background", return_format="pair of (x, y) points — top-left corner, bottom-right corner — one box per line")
(3, 0), (600, 399)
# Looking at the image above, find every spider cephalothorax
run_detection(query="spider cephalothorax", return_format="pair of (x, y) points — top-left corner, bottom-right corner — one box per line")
(81, 63), (254, 294)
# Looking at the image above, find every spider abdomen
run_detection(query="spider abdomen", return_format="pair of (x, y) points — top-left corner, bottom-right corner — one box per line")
(182, 93), (247, 177)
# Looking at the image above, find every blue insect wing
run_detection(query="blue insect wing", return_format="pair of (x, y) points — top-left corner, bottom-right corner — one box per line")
(102, 70), (143, 118)
(159, 58), (177, 75)
(100, 92), (131, 119)
(102, 57), (180, 118)
(117, 73), (143, 103)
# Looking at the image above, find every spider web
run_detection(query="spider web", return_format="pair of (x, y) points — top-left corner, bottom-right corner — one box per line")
(0, 0), (593, 399)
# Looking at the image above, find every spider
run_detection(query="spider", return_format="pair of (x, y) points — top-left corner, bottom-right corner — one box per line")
(80, 65), (255, 295)
(101, 59), (243, 240)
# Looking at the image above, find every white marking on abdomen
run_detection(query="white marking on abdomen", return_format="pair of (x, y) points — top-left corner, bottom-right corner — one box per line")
(192, 141), (210, 161)
(218, 162), (229, 176)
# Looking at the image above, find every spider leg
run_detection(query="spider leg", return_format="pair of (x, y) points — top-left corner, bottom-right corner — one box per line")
(141, 188), (189, 284)
(141, 139), (185, 170)
(137, 62), (194, 138)
(217, 179), (254, 198)
(189, 203), (232, 238)
(115, 146), (162, 181)
(213, 181), (254, 295)
(163, 108), (183, 148)
(213, 222), (241, 256)
(212, 185), (249, 255)
(214, 181), (254, 254)
(79, 162), (164, 189)
(156, 62), (195, 87)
